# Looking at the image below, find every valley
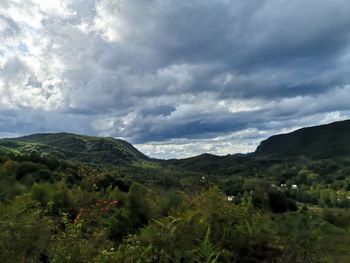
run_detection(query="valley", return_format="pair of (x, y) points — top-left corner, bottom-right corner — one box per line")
(1, 120), (350, 262)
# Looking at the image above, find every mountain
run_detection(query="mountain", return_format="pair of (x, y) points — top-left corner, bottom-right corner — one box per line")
(1, 119), (349, 166)
(255, 120), (350, 158)
(0, 133), (148, 165)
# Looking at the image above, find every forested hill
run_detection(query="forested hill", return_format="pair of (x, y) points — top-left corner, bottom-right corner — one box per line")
(255, 119), (350, 158)
(0, 133), (148, 165)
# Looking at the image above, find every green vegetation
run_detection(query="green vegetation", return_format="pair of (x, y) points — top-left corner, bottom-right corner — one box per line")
(0, 133), (148, 165)
(1, 121), (350, 262)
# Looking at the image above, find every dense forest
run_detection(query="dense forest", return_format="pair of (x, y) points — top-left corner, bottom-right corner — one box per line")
(1, 120), (350, 262)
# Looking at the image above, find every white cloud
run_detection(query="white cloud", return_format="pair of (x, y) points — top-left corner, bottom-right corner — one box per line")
(1, 0), (350, 158)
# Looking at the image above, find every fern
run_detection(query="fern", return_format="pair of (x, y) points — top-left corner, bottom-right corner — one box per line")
(195, 228), (220, 263)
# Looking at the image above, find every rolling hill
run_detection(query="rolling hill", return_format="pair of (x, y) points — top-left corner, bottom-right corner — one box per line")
(0, 133), (148, 165)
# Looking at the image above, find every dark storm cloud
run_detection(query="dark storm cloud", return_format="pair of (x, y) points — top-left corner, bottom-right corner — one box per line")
(0, 109), (96, 137)
(2, 0), (350, 157)
(73, 0), (350, 105)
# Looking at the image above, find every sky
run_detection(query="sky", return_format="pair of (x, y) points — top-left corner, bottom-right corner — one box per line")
(1, 0), (350, 159)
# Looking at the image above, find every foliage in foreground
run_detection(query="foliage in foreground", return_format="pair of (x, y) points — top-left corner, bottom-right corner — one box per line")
(0, 152), (349, 262)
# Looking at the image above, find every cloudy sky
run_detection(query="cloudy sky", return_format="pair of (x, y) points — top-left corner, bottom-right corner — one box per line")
(1, 0), (350, 158)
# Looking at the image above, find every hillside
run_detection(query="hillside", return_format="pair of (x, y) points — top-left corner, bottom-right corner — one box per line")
(255, 120), (350, 158)
(0, 133), (148, 165)
(164, 153), (256, 175)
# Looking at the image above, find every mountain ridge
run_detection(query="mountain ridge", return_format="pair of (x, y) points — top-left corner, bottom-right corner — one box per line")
(255, 119), (350, 158)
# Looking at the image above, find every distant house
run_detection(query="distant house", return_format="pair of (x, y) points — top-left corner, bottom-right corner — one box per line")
(291, 184), (298, 189)
(227, 196), (234, 202)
